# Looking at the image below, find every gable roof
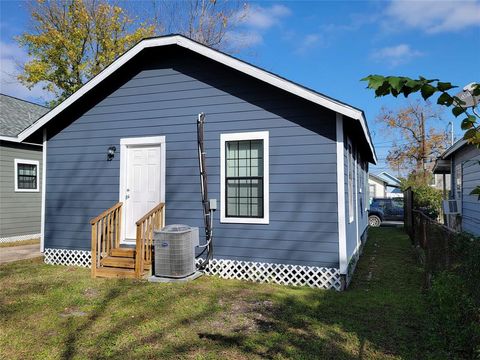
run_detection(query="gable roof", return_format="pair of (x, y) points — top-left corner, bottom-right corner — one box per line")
(377, 171), (401, 186)
(369, 173), (388, 185)
(0, 94), (48, 141)
(440, 139), (467, 159)
(16, 34), (376, 163)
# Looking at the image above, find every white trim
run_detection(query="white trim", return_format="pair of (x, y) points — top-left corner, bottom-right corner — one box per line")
(0, 233), (41, 243)
(336, 114), (348, 275)
(347, 137), (354, 223)
(0, 135), (20, 142)
(220, 131), (269, 224)
(14, 158), (40, 192)
(40, 129), (47, 252)
(16, 35), (376, 163)
(197, 258), (341, 290)
(355, 150), (360, 251)
(119, 136), (166, 243)
(44, 248), (91, 267)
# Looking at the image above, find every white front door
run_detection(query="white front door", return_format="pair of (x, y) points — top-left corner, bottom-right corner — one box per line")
(123, 144), (162, 241)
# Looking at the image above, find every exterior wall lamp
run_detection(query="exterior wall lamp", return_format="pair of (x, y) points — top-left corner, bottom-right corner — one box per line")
(107, 146), (116, 161)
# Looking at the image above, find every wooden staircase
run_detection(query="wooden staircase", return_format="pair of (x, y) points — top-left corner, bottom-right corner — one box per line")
(90, 202), (164, 279)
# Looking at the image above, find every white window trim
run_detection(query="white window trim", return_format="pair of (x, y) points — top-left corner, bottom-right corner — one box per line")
(14, 158), (40, 192)
(220, 131), (269, 224)
(347, 138), (354, 223)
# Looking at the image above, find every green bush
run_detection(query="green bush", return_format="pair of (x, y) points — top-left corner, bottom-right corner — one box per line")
(412, 185), (443, 219)
(428, 272), (480, 359)
(427, 233), (480, 359)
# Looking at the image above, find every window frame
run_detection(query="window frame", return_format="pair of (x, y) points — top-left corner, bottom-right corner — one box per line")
(220, 131), (269, 224)
(14, 159), (40, 192)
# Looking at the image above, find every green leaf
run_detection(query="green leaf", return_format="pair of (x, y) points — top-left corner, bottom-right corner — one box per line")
(420, 84), (436, 100)
(387, 76), (406, 91)
(437, 92), (454, 106)
(375, 81), (391, 97)
(361, 75), (386, 90)
(437, 82), (456, 91)
(452, 106), (465, 117)
(472, 84), (480, 96)
(463, 129), (480, 144)
(461, 117), (476, 130)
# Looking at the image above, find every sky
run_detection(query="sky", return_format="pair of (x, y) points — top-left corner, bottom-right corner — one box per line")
(1, 0), (479, 175)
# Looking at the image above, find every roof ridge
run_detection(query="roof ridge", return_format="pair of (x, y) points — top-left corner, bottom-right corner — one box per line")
(0, 93), (48, 109)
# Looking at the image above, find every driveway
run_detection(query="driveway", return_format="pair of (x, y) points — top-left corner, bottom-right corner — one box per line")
(0, 244), (42, 265)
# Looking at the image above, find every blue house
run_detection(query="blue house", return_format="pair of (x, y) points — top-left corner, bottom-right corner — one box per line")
(17, 35), (376, 290)
(434, 139), (480, 236)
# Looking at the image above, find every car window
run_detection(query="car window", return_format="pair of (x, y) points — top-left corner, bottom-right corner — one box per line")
(392, 199), (404, 209)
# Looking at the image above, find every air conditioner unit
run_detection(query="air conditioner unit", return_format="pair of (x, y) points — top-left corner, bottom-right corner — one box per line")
(442, 200), (461, 214)
(153, 224), (199, 279)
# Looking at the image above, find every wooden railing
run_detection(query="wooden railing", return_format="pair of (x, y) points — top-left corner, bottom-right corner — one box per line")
(90, 202), (122, 277)
(135, 203), (165, 278)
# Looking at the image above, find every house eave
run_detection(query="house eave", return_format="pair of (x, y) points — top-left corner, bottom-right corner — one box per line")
(17, 34), (377, 163)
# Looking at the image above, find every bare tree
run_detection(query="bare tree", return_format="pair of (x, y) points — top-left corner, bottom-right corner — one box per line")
(155, 0), (248, 52)
(377, 101), (450, 180)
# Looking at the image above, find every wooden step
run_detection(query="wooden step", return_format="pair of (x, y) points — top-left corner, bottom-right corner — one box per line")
(110, 248), (135, 257)
(100, 256), (151, 270)
(95, 267), (136, 279)
(101, 256), (135, 269)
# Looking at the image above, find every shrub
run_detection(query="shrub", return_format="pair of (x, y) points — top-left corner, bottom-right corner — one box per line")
(412, 185), (443, 219)
(427, 233), (480, 359)
(428, 272), (480, 359)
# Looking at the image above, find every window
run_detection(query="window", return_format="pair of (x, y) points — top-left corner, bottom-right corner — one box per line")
(369, 184), (375, 201)
(14, 159), (39, 192)
(455, 164), (462, 200)
(347, 138), (354, 223)
(220, 131), (269, 224)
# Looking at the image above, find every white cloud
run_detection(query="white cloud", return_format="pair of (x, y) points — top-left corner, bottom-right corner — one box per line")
(295, 33), (323, 54)
(371, 44), (423, 67)
(240, 4), (291, 29)
(224, 30), (264, 49)
(386, 0), (480, 33)
(0, 40), (50, 103)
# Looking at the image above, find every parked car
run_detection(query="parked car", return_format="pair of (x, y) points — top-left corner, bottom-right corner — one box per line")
(368, 198), (404, 227)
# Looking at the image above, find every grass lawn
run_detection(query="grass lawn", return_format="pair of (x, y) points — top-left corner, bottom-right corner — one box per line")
(0, 239), (40, 248)
(0, 228), (431, 359)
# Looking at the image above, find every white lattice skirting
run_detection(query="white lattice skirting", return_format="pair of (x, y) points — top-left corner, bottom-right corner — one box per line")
(197, 258), (341, 290)
(43, 248), (341, 290)
(44, 248), (91, 267)
(0, 233), (41, 243)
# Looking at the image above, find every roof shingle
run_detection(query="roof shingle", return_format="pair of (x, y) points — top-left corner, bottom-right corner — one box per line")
(0, 94), (48, 137)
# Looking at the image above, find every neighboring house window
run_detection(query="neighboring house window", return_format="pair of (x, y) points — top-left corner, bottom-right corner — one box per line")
(347, 138), (354, 223)
(14, 159), (39, 192)
(369, 184), (375, 200)
(455, 164), (462, 200)
(220, 131), (269, 224)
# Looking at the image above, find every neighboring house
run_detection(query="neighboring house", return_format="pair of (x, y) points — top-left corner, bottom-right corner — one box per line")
(17, 35), (376, 290)
(368, 172), (402, 200)
(433, 139), (480, 236)
(0, 94), (48, 243)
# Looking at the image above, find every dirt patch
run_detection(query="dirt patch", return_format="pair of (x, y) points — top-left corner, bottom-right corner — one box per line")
(59, 306), (87, 318)
(83, 288), (99, 299)
(205, 298), (277, 335)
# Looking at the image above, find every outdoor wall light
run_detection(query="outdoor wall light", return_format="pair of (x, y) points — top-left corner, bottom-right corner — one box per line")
(107, 146), (116, 161)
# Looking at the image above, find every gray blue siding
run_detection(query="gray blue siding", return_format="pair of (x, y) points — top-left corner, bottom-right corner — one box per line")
(451, 145), (480, 236)
(0, 141), (42, 238)
(45, 47), (341, 267)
